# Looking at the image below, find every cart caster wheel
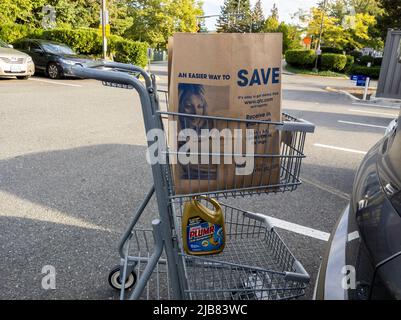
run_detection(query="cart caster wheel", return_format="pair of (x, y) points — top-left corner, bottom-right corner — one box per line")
(108, 266), (137, 291)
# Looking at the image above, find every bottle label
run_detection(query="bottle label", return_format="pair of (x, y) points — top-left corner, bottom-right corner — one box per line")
(186, 216), (224, 253)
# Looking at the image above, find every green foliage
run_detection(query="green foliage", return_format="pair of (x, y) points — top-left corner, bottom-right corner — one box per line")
(0, 0), (201, 50)
(125, 0), (203, 49)
(321, 46), (344, 54)
(251, 0), (265, 32)
(320, 53), (347, 72)
(350, 65), (381, 78)
(373, 57), (383, 66)
(263, 16), (279, 32)
(110, 38), (148, 67)
(377, 0), (401, 39)
(216, 0), (252, 33)
(344, 55), (355, 72)
(39, 28), (102, 55)
(0, 24), (31, 43)
(285, 49), (317, 68)
(277, 23), (302, 53)
(1, 24), (147, 67)
(355, 55), (383, 67)
(304, 5), (381, 51)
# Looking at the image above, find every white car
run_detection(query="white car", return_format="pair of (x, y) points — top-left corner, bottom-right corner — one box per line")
(0, 39), (35, 80)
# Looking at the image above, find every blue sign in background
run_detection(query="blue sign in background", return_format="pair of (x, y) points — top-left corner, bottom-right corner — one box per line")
(351, 75), (368, 87)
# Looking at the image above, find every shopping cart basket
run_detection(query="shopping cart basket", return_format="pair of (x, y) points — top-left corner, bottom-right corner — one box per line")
(70, 61), (315, 300)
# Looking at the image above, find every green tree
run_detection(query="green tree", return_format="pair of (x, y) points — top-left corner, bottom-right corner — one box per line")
(125, 0), (203, 49)
(216, 0), (252, 33)
(0, 0), (47, 26)
(251, 0), (265, 32)
(305, 6), (379, 51)
(271, 3), (279, 20)
(277, 22), (302, 53)
(263, 4), (280, 32)
(377, 0), (401, 40)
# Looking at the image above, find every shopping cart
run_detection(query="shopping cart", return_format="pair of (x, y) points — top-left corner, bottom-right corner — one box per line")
(70, 61), (315, 300)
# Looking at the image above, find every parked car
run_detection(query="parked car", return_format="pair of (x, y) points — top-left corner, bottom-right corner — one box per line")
(315, 114), (401, 300)
(13, 39), (98, 79)
(0, 39), (35, 80)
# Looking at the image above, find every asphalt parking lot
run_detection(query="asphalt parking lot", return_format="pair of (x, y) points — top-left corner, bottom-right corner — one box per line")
(0, 64), (399, 299)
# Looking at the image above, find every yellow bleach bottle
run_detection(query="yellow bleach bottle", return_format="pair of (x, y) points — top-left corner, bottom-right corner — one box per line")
(182, 197), (226, 256)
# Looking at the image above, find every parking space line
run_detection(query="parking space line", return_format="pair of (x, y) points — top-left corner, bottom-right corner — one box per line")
(29, 78), (82, 87)
(265, 216), (330, 241)
(314, 143), (367, 155)
(352, 102), (400, 110)
(348, 109), (398, 118)
(302, 177), (350, 201)
(338, 120), (387, 129)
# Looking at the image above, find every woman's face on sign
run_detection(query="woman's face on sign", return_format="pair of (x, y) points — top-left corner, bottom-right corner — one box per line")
(182, 93), (207, 130)
(182, 94), (206, 116)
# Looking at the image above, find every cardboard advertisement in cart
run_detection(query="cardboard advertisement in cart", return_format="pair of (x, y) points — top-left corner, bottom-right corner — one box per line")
(168, 33), (282, 195)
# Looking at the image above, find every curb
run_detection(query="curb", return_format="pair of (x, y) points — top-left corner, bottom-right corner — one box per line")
(325, 86), (401, 108)
(325, 87), (360, 101)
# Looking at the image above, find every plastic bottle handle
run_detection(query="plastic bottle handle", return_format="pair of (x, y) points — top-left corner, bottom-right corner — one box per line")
(194, 196), (220, 214)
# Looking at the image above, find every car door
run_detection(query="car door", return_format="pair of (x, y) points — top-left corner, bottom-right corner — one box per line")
(28, 42), (47, 72)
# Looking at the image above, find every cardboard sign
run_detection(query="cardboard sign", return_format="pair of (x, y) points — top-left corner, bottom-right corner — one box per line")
(168, 33), (283, 195)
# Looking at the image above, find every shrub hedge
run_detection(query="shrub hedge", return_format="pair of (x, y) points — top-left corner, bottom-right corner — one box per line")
(285, 49), (317, 68)
(0, 24), (148, 67)
(321, 46), (344, 54)
(350, 65), (381, 79)
(344, 55), (355, 73)
(320, 53), (347, 72)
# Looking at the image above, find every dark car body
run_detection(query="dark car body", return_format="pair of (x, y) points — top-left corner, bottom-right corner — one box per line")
(315, 112), (401, 300)
(13, 39), (98, 79)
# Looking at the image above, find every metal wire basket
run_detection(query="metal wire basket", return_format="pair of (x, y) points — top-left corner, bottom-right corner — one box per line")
(177, 201), (309, 300)
(158, 111), (311, 201)
(157, 88), (314, 201)
(124, 201), (309, 300)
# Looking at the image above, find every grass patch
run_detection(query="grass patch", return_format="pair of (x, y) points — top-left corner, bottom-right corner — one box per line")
(285, 65), (348, 79)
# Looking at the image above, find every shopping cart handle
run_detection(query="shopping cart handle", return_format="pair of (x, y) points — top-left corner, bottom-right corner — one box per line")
(68, 62), (153, 88)
(279, 117), (315, 133)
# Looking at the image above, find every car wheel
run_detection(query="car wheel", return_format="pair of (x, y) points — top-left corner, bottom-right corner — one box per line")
(47, 63), (60, 79)
(16, 76), (30, 80)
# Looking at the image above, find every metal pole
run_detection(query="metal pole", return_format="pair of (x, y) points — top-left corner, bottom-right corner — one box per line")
(313, 0), (328, 72)
(102, 0), (107, 60)
(363, 77), (370, 101)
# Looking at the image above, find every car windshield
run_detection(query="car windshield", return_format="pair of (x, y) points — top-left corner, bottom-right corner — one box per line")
(42, 43), (75, 55)
(0, 39), (10, 48)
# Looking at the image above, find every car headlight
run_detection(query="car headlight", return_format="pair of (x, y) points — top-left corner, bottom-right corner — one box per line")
(26, 56), (33, 63)
(60, 59), (77, 66)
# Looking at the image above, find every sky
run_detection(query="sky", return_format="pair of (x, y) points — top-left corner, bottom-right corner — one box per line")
(202, 0), (319, 30)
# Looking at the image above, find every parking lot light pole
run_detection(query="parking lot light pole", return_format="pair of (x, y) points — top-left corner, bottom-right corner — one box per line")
(101, 0), (107, 60)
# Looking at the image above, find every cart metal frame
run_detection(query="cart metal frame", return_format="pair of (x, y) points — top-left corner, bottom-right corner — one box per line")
(70, 61), (315, 300)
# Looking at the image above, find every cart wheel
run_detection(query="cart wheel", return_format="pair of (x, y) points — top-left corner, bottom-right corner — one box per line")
(108, 266), (137, 291)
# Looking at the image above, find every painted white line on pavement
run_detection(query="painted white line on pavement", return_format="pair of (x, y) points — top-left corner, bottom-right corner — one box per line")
(348, 109), (398, 117)
(338, 120), (387, 129)
(314, 143), (367, 155)
(347, 231), (360, 242)
(352, 102), (400, 110)
(29, 78), (82, 87)
(302, 177), (350, 201)
(265, 216), (330, 242)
